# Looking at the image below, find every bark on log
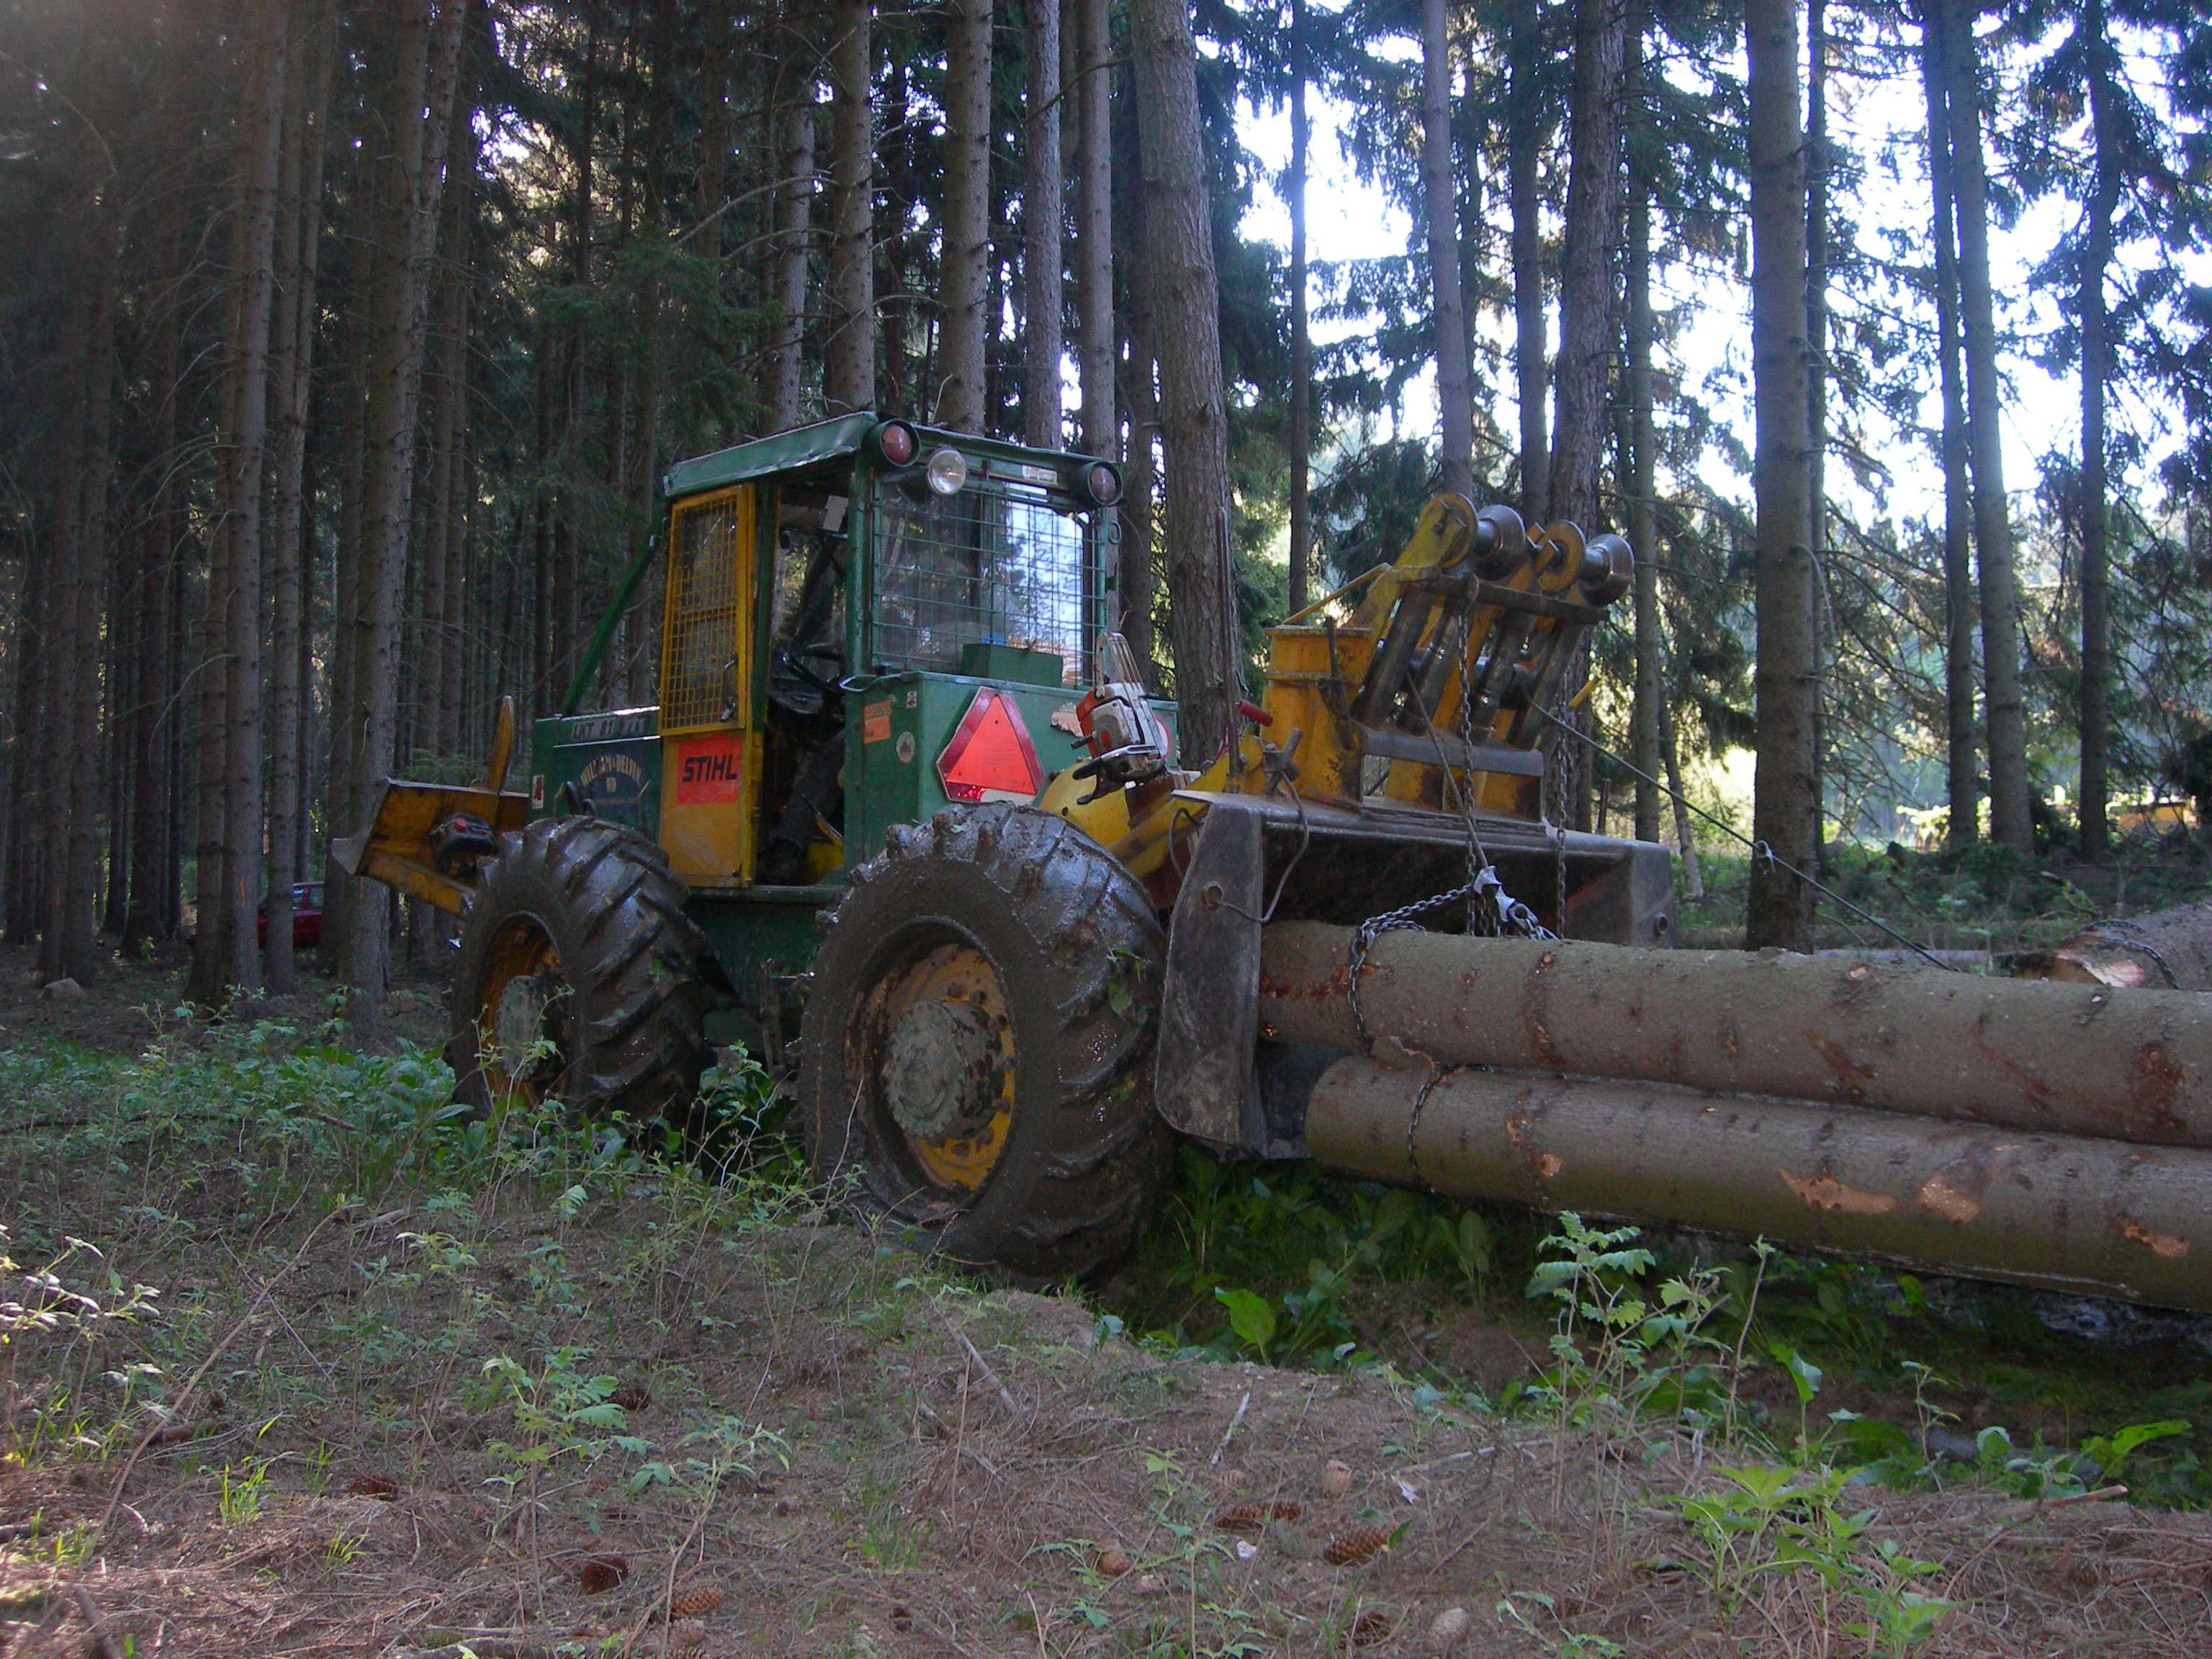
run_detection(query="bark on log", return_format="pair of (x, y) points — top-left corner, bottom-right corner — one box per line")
(1305, 1057), (2212, 1311)
(2015, 902), (2212, 992)
(1257, 922), (2212, 1146)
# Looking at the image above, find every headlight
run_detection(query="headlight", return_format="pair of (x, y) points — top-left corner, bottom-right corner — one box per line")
(925, 447), (969, 497)
(1081, 461), (1123, 506)
(873, 419), (919, 468)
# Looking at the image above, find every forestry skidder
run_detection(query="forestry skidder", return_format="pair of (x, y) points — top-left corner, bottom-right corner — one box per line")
(341, 413), (2212, 1309)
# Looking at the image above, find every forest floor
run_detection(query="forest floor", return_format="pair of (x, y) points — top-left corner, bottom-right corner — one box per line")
(6, 870), (2212, 1658)
(1673, 835), (2212, 958)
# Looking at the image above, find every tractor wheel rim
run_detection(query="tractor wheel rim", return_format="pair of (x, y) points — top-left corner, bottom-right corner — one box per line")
(860, 939), (1015, 1198)
(477, 917), (569, 1105)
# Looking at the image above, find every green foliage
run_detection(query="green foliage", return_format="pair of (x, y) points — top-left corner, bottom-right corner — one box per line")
(1114, 1148), (1513, 1369)
(1521, 1211), (1736, 1435)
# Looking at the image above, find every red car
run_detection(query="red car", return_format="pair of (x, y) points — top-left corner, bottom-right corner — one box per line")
(256, 882), (325, 950)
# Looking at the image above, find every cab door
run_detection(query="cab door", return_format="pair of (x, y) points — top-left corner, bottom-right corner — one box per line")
(657, 485), (761, 885)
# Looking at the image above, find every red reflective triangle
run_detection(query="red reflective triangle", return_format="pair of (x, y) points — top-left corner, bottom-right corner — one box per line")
(938, 688), (1043, 804)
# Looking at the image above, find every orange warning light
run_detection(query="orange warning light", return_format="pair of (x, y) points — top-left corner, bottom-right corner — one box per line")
(937, 688), (1044, 804)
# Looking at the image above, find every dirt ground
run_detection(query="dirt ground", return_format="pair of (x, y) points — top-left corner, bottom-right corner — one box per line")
(5, 959), (2212, 1658)
(8, 1212), (2212, 1658)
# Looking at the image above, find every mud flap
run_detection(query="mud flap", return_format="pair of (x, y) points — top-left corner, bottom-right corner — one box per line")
(1153, 801), (1267, 1153)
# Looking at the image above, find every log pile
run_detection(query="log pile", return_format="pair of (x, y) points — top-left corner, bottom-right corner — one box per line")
(1257, 921), (2212, 1310)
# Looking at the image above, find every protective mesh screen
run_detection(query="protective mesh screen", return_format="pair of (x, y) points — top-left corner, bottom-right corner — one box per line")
(873, 481), (1090, 685)
(661, 490), (748, 731)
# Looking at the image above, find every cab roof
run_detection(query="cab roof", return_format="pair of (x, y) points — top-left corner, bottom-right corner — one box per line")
(659, 413), (1112, 503)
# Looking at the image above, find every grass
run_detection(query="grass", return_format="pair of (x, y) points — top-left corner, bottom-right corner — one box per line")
(3, 1006), (2212, 1656)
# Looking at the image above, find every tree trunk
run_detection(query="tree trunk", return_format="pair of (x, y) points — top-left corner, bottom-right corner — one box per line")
(1286, 0), (1312, 614)
(333, 0), (467, 996)
(1545, 0), (1625, 529)
(1744, 0), (1817, 952)
(101, 562), (132, 942)
(1941, 0), (2032, 854)
(624, 0), (670, 707)
(1917, 0), (1978, 847)
(2077, 0), (2120, 862)
(1655, 635), (1704, 898)
(189, 0), (290, 1002)
(1262, 921), (2212, 1149)
(1625, 39), (1660, 845)
(827, 0), (875, 413)
(1508, 4), (1547, 520)
(549, 20), (593, 702)
(1305, 1057), (2212, 1316)
(1544, 0), (1625, 834)
(443, 438), (470, 753)
(1024, 0), (1065, 448)
(1804, 0), (1830, 870)
(1075, 0), (1115, 461)
(769, 89), (814, 431)
(125, 179), (189, 959)
(56, 265), (117, 982)
(1419, 0), (1473, 500)
(938, 0), (994, 431)
(2016, 901), (2212, 992)
(1120, 199), (1161, 678)
(265, 4), (331, 996)
(696, 0), (732, 245)
(1130, 0), (1241, 763)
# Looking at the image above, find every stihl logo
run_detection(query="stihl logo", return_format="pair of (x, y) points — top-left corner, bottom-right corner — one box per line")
(681, 753), (739, 785)
(673, 735), (743, 804)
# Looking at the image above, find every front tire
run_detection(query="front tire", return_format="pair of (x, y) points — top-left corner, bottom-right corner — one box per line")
(799, 804), (1169, 1281)
(449, 816), (711, 1120)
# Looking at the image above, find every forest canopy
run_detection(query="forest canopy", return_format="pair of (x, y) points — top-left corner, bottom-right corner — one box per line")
(0, 0), (2207, 992)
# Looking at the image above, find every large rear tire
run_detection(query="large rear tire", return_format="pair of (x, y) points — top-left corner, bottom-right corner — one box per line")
(799, 804), (1169, 1282)
(449, 816), (711, 1120)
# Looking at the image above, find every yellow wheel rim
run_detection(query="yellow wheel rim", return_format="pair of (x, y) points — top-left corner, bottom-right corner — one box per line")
(866, 941), (1015, 1195)
(476, 917), (568, 1105)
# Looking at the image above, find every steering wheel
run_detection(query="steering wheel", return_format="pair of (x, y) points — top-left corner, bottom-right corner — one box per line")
(774, 642), (845, 699)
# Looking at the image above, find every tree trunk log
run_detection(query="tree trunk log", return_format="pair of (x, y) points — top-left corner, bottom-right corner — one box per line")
(1259, 920), (2212, 1147)
(1305, 1058), (2212, 1312)
(2015, 903), (2212, 992)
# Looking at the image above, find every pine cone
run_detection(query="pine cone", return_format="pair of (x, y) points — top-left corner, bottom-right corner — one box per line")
(662, 1619), (709, 1659)
(577, 1553), (631, 1594)
(666, 1581), (725, 1618)
(1323, 1524), (1394, 1567)
(1212, 1500), (1303, 1532)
